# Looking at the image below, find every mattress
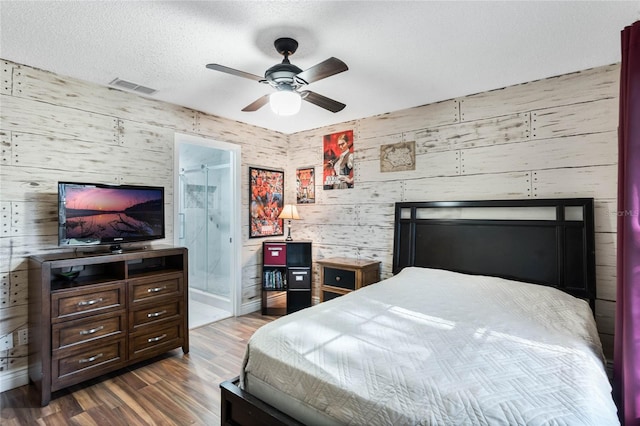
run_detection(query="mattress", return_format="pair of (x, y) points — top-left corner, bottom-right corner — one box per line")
(241, 267), (619, 425)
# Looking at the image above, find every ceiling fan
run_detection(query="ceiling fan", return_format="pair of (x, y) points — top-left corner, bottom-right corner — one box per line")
(206, 37), (348, 115)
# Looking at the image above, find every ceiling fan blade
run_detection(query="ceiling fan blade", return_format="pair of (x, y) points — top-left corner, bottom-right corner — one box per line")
(295, 57), (348, 85)
(301, 91), (346, 113)
(242, 94), (270, 112)
(206, 63), (263, 82)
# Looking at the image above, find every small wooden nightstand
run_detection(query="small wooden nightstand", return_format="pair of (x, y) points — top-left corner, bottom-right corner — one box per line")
(317, 258), (381, 302)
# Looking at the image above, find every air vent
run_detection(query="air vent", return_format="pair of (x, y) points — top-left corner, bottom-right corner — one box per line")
(108, 78), (157, 95)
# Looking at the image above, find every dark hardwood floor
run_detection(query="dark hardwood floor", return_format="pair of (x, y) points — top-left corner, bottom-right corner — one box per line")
(1, 313), (275, 425)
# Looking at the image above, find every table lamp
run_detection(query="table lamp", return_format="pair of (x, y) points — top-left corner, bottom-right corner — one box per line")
(278, 204), (300, 241)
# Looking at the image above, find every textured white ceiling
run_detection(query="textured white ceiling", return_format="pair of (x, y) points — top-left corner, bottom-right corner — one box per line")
(1, 1), (639, 134)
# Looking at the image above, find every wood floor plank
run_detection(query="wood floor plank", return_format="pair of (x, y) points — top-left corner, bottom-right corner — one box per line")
(0, 313), (275, 425)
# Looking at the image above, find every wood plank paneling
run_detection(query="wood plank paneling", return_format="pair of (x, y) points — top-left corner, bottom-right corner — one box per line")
(118, 120), (175, 152)
(402, 171), (532, 201)
(532, 165), (617, 199)
(4, 270), (27, 307)
(11, 132), (119, 172)
(0, 165), (119, 200)
(0, 58), (285, 391)
(1, 61), (13, 95)
(0, 305), (26, 337)
(460, 132), (617, 175)
(460, 64), (619, 122)
(12, 65), (196, 132)
(596, 299), (615, 335)
(196, 113), (286, 149)
(1, 131), (10, 166)
(2, 201), (56, 237)
(290, 121), (359, 148)
(1, 271), (10, 308)
(0, 202), (11, 238)
(531, 97), (618, 139)
(0, 55), (621, 390)
(288, 63), (618, 354)
(357, 99), (459, 139)
(595, 199), (617, 233)
(1, 94), (118, 143)
(595, 232), (616, 268)
(597, 264), (616, 302)
(359, 148), (460, 181)
(407, 112), (530, 152)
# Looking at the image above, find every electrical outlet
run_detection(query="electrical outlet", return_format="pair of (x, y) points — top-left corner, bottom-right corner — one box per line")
(18, 328), (28, 346)
(0, 333), (13, 351)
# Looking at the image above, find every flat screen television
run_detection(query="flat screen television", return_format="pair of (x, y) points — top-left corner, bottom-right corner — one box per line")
(58, 182), (165, 252)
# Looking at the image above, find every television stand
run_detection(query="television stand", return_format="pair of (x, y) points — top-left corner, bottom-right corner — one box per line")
(28, 246), (189, 406)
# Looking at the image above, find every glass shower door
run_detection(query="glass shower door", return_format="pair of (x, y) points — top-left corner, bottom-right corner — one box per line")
(178, 147), (233, 314)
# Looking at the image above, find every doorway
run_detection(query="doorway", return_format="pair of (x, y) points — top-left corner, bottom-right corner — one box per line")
(174, 134), (241, 329)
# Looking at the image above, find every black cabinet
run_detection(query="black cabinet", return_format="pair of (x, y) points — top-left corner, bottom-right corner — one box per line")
(262, 241), (312, 315)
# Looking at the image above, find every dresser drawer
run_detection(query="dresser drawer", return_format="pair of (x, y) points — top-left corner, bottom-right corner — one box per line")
(129, 273), (182, 304)
(323, 267), (356, 290)
(52, 338), (125, 390)
(130, 300), (181, 331)
(51, 282), (125, 321)
(129, 321), (183, 360)
(52, 311), (125, 351)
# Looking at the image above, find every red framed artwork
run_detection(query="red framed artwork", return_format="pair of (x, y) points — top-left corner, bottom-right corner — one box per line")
(249, 167), (284, 238)
(323, 130), (354, 190)
(296, 167), (315, 204)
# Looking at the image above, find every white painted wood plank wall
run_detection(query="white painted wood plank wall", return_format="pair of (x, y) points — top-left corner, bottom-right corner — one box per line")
(0, 59), (286, 391)
(287, 64), (619, 359)
(0, 59), (619, 392)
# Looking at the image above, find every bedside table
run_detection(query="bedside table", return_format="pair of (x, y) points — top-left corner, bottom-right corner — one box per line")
(317, 258), (381, 302)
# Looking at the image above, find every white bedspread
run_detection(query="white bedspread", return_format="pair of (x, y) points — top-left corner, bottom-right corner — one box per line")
(241, 267), (619, 425)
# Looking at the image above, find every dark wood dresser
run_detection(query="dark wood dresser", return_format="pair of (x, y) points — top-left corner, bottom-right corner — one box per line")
(28, 246), (189, 406)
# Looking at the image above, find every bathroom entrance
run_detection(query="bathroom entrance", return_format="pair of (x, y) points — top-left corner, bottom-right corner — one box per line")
(174, 134), (241, 328)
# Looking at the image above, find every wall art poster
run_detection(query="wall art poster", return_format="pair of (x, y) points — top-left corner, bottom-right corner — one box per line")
(296, 167), (315, 204)
(323, 130), (354, 190)
(380, 141), (416, 172)
(249, 167), (284, 238)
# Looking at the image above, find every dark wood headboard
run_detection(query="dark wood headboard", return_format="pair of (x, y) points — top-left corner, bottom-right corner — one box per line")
(393, 198), (596, 310)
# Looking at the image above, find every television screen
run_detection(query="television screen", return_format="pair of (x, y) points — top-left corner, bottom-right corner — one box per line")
(58, 182), (165, 248)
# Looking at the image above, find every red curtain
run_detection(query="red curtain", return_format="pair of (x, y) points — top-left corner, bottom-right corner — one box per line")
(615, 19), (640, 426)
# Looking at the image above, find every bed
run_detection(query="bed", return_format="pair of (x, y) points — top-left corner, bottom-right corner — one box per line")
(220, 198), (619, 425)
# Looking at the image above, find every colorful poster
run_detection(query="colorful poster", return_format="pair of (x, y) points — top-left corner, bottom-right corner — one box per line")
(323, 130), (354, 190)
(249, 167), (284, 238)
(296, 167), (315, 204)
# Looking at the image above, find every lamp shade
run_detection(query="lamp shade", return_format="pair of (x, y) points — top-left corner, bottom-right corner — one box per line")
(278, 204), (300, 220)
(270, 91), (302, 116)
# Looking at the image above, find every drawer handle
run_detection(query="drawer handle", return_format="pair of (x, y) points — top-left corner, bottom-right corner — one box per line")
(79, 325), (104, 335)
(77, 297), (103, 307)
(335, 276), (341, 282)
(147, 334), (167, 343)
(78, 353), (103, 364)
(147, 310), (167, 318)
(147, 286), (167, 293)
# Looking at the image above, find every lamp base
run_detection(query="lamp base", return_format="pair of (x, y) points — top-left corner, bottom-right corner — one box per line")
(285, 220), (293, 241)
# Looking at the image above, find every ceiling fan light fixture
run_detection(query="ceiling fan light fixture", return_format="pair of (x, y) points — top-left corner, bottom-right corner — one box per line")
(270, 90), (301, 116)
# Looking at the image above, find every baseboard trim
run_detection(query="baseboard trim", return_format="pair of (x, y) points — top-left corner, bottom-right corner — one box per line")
(239, 300), (260, 316)
(0, 367), (28, 393)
